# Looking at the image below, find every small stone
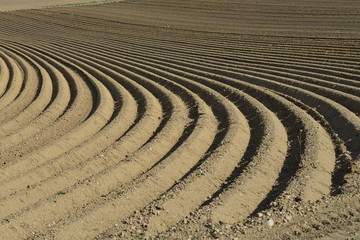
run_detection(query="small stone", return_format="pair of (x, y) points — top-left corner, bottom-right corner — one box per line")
(312, 224), (321, 230)
(286, 215), (293, 221)
(257, 213), (263, 218)
(322, 220), (331, 225)
(266, 218), (274, 227)
(294, 196), (302, 202)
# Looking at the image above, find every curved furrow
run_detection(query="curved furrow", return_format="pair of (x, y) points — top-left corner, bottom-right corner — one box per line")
(147, 61), (338, 199)
(107, 56), (334, 233)
(0, 47), (40, 124)
(122, 38), (360, 75)
(48, 82), (235, 240)
(68, 39), (360, 114)
(0, 31), (186, 202)
(13, 6), (360, 64)
(8, 12), (360, 94)
(11, 39), (250, 240)
(0, 53), (10, 97)
(0, 43), (53, 142)
(44, 39), (294, 236)
(0, 43), (139, 202)
(130, 29), (360, 58)
(45, 34), (334, 237)
(96, 44), (359, 157)
(0, 48), (24, 112)
(238, 63), (360, 95)
(118, 38), (360, 89)
(86, 37), (360, 83)
(0, 43), (195, 238)
(59, 35), (358, 138)
(0, 42), (83, 157)
(50, 37), (340, 202)
(5, 9), (360, 79)
(25, 97), (189, 238)
(85, 38), (360, 91)
(208, 94), (335, 223)
(0, 43), (90, 168)
(120, 53), (344, 201)
(0, 44), (113, 181)
(62, 37), (358, 143)
(0, 86), (186, 238)
(0, 1), (359, 239)
(271, 92), (352, 195)
(234, 67), (360, 114)
(136, 82), (288, 235)
(0, 61), (140, 221)
(86, 43), (337, 198)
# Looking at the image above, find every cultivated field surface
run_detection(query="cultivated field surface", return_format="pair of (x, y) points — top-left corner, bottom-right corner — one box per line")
(0, 0), (359, 239)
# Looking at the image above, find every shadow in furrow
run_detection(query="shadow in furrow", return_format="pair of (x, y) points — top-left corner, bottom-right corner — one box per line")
(200, 91), (265, 207)
(277, 93), (352, 196)
(42, 41), (200, 165)
(4, 42), (77, 114)
(0, 52), (14, 98)
(21, 45), (100, 118)
(251, 128), (302, 215)
(8, 48), (43, 102)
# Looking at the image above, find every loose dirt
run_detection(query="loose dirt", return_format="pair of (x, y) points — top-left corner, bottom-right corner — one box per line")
(0, 0), (120, 12)
(0, 0), (359, 239)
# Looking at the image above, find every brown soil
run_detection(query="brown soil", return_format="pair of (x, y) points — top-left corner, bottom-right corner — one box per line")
(0, 0), (359, 239)
(0, 0), (119, 12)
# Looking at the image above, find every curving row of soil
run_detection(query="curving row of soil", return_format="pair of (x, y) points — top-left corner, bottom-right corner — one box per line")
(0, 0), (359, 239)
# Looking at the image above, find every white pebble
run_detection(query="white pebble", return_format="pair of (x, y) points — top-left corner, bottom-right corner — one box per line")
(285, 215), (292, 221)
(266, 218), (274, 227)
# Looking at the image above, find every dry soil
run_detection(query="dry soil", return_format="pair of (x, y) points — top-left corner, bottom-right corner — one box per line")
(0, 0), (359, 239)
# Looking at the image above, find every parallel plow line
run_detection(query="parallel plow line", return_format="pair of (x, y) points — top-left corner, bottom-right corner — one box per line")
(0, 1), (359, 239)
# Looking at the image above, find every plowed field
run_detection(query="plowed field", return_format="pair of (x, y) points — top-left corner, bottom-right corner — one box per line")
(0, 0), (359, 239)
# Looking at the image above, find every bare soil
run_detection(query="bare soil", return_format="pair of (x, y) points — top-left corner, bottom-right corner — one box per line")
(0, 0), (118, 12)
(0, 0), (359, 239)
